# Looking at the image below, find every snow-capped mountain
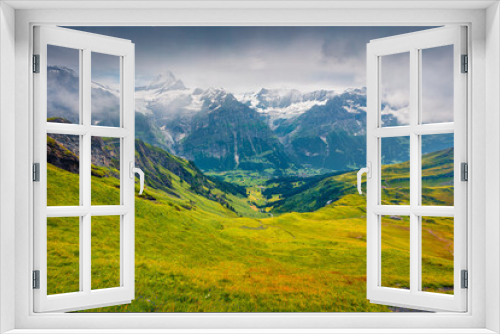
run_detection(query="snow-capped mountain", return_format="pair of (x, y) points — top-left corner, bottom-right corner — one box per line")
(134, 72), (232, 120)
(237, 88), (337, 129)
(129, 71), (375, 170)
(178, 91), (292, 171)
(135, 71), (194, 117)
(272, 90), (368, 170)
(136, 71), (186, 92)
(49, 67), (416, 172)
(134, 72), (369, 133)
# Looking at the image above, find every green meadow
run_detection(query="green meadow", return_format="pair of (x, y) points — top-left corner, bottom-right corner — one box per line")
(46, 140), (454, 312)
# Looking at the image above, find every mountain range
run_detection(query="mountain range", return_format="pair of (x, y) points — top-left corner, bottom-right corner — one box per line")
(48, 67), (451, 173)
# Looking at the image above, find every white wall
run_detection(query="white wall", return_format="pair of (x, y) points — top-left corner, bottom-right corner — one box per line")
(0, 2), (16, 333)
(486, 2), (500, 333)
(5, 4), (494, 332)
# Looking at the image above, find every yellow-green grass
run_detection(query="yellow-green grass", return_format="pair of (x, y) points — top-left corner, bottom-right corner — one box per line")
(381, 216), (410, 289)
(421, 217), (454, 294)
(333, 167), (454, 294)
(47, 216), (80, 295)
(91, 216), (121, 290)
(46, 160), (454, 312)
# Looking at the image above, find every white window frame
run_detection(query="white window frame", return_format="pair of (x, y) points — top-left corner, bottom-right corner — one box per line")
(33, 26), (136, 313)
(0, 1), (499, 333)
(366, 26), (468, 312)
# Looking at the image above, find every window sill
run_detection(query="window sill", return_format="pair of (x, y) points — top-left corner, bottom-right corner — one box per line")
(3, 329), (498, 334)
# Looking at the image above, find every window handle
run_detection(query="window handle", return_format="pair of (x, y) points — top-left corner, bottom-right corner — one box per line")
(129, 162), (145, 195)
(357, 162), (371, 195)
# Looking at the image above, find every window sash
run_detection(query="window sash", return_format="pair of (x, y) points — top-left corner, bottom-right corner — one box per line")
(32, 25), (136, 313)
(366, 26), (468, 312)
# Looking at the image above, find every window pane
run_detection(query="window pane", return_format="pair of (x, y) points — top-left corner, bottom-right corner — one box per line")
(380, 52), (410, 127)
(47, 217), (80, 295)
(47, 45), (80, 124)
(92, 215), (121, 290)
(91, 52), (121, 127)
(381, 215), (410, 289)
(421, 217), (454, 294)
(381, 137), (410, 205)
(421, 134), (454, 206)
(91, 137), (120, 206)
(421, 45), (454, 124)
(47, 133), (80, 206)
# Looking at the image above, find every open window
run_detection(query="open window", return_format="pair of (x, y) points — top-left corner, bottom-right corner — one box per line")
(33, 26), (140, 312)
(362, 26), (467, 312)
(31, 24), (466, 315)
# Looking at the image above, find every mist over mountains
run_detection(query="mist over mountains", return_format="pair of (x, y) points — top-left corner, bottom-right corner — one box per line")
(48, 67), (449, 173)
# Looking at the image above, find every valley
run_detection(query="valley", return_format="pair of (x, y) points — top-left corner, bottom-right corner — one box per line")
(46, 133), (454, 312)
(45, 69), (455, 312)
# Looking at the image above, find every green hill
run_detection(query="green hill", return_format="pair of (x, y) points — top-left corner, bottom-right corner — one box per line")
(47, 133), (264, 218)
(48, 162), (392, 312)
(266, 147), (453, 213)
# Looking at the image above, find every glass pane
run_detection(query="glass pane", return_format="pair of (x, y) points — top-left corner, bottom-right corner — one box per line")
(381, 137), (410, 205)
(47, 45), (80, 124)
(47, 133), (80, 206)
(421, 217), (454, 294)
(92, 216), (121, 290)
(47, 217), (80, 295)
(381, 215), (410, 289)
(422, 134), (454, 206)
(91, 137), (121, 205)
(421, 45), (454, 124)
(380, 52), (410, 127)
(91, 52), (121, 127)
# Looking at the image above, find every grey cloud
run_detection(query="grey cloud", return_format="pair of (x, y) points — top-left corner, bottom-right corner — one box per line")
(67, 26), (433, 93)
(91, 88), (120, 127)
(421, 45), (454, 123)
(47, 65), (121, 127)
(321, 38), (365, 65)
(47, 66), (80, 123)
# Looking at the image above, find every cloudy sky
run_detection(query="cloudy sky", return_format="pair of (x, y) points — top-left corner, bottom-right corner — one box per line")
(49, 26), (454, 124)
(62, 26), (438, 93)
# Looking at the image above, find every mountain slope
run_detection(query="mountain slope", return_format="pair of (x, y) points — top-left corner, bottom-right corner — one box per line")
(267, 147), (454, 214)
(274, 91), (367, 171)
(46, 147), (453, 312)
(46, 131), (258, 217)
(179, 92), (292, 172)
(47, 67), (452, 174)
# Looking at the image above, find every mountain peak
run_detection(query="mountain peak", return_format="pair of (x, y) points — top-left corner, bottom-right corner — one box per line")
(200, 88), (239, 110)
(342, 87), (366, 96)
(257, 88), (302, 99)
(138, 70), (186, 92)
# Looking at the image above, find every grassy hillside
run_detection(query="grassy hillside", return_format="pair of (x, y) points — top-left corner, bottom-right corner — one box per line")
(45, 138), (454, 312)
(48, 163), (391, 312)
(266, 147), (453, 213)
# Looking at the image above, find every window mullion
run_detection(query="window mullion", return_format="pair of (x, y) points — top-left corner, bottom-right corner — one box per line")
(409, 47), (420, 295)
(81, 48), (92, 294)
(78, 48), (84, 293)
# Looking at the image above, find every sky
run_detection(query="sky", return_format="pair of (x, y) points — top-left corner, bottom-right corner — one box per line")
(49, 26), (453, 124)
(59, 26), (437, 93)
